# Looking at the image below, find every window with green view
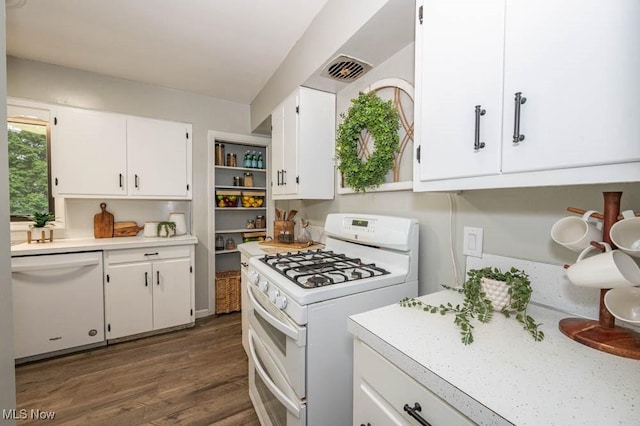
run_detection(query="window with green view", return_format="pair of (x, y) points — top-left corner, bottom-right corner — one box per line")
(8, 118), (53, 221)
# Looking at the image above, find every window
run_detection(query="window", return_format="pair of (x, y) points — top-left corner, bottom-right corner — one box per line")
(8, 116), (53, 221)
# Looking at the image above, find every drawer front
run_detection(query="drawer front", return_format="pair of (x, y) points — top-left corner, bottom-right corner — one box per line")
(106, 245), (191, 264)
(354, 340), (474, 426)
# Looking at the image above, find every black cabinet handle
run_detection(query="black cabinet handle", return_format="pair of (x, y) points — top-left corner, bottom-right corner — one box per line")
(282, 169), (287, 185)
(512, 92), (526, 143)
(360, 423), (371, 426)
(241, 262), (248, 267)
(474, 105), (486, 150)
(144, 252), (159, 257)
(156, 271), (160, 285)
(277, 170), (281, 186)
(404, 403), (432, 426)
(119, 173), (123, 188)
(144, 272), (149, 287)
(135, 174), (140, 189)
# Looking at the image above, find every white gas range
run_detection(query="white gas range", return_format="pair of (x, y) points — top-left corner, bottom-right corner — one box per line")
(245, 213), (419, 426)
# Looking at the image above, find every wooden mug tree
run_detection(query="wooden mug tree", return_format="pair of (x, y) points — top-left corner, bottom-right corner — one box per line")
(560, 192), (640, 359)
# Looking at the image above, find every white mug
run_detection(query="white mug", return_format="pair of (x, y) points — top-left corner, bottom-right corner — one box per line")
(566, 242), (640, 288)
(609, 210), (640, 258)
(144, 221), (159, 237)
(550, 210), (602, 253)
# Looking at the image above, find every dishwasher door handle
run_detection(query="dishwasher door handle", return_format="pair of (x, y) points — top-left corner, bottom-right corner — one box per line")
(12, 258), (100, 273)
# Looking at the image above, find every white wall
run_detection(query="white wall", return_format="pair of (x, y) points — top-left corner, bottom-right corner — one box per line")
(279, 43), (640, 295)
(1, 2), (18, 423)
(7, 57), (253, 312)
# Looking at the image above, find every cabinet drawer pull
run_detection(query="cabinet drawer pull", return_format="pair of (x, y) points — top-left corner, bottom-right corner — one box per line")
(403, 402), (432, 426)
(119, 173), (123, 188)
(157, 271), (160, 285)
(241, 262), (248, 267)
(474, 105), (486, 150)
(512, 92), (527, 143)
(135, 174), (140, 189)
(144, 252), (159, 257)
(144, 272), (149, 287)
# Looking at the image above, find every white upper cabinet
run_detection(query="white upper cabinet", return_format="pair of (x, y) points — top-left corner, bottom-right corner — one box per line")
(417, 0), (505, 181)
(127, 116), (191, 198)
(52, 107), (127, 197)
(414, 0), (640, 191)
(271, 87), (336, 200)
(52, 106), (192, 199)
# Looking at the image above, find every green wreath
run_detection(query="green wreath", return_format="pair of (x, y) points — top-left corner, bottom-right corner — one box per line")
(336, 91), (400, 192)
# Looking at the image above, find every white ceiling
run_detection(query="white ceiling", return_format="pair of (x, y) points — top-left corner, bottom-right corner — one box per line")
(6, 0), (328, 104)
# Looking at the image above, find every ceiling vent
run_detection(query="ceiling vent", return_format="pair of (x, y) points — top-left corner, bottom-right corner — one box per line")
(321, 55), (372, 82)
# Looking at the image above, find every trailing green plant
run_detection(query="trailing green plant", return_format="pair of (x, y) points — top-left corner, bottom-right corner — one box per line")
(335, 91), (400, 192)
(157, 221), (176, 237)
(30, 211), (56, 228)
(400, 267), (544, 345)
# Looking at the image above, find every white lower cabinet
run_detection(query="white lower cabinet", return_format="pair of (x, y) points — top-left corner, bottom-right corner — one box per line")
(104, 245), (194, 340)
(354, 339), (473, 426)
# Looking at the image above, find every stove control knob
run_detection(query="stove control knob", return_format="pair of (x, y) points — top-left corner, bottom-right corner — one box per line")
(275, 294), (288, 310)
(258, 280), (269, 293)
(248, 270), (260, 284)
(270, 290), (279, 303)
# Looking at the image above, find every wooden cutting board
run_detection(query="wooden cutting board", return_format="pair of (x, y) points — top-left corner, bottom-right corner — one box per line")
(93, 203), (114, 238)
(114, 221), (144, 237)
(258, 240), (316, 249)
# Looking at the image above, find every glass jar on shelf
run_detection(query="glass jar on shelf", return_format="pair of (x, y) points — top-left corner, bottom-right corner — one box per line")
(225, 237), (236, 250)
(246, 219), (255, 229)
(215, 234), (224, 251)
(255, 215), (265, 229)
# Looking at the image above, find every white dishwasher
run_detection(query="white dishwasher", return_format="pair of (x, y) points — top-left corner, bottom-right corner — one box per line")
(11, 251), (106, 360)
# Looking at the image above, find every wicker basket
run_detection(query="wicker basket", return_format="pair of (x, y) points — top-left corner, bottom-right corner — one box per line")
(215, 270), (241, 314)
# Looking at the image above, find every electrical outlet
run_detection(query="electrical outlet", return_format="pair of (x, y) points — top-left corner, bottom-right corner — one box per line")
(463, 227), (483, 258)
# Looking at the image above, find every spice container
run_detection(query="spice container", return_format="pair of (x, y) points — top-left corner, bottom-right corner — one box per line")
(225, 237), (236, 250)
(226, 153), (237, 167)
(246, 219), (255, 229)
(215, 234), (224, 251)
(255, 215), (265, 229)
(215, 143), (225, 166)
(243, 172), (254, 187)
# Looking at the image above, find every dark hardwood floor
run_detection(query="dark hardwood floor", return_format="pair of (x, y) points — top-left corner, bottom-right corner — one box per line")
(15, 312), (260, 425)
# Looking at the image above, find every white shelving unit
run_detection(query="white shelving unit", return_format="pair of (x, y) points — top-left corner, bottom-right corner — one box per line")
(207, 131), (271, 314)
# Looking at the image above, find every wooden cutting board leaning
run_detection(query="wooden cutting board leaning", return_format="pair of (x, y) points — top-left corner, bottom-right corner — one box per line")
(93, 203), (114, 238)
(113, 221), (144, 237)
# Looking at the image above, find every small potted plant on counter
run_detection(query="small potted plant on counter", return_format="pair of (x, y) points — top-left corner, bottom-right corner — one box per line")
(401, 267), (544, 345)
(157, 221), (176, 238)
(28, 211), (56, 243)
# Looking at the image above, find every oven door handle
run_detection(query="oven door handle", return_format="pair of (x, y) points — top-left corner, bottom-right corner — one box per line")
(247, 285), (303, 344)
(248, 329), (302, 418)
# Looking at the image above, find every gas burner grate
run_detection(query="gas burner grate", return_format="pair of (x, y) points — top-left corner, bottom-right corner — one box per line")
(260, 249), (390, 289)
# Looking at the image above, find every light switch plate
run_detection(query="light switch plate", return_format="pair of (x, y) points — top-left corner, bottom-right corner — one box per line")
(463, 227), (483, 258)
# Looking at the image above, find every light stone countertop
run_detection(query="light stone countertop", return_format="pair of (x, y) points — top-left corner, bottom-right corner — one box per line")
(348, 290), (640, 426)
(11, 234), (198, 256)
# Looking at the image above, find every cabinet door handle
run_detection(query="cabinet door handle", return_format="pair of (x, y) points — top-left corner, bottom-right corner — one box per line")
(282, 169), (287, 185)
(156, 271), (160, 285)
(135, 174), (140, 189)
(277, 170), (281, 186)
(512, 92), (527, 143)
(241, 262), (248, 267)
(474, 105), (486, 150)
(144, 272), (149, 287)
(119, 173), (123, 188)
(144, 252), (159, 257)
(403, 402), (432, 426)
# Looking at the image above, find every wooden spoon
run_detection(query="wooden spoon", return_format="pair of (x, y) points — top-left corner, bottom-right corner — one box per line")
(287, 210), (298, 221)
